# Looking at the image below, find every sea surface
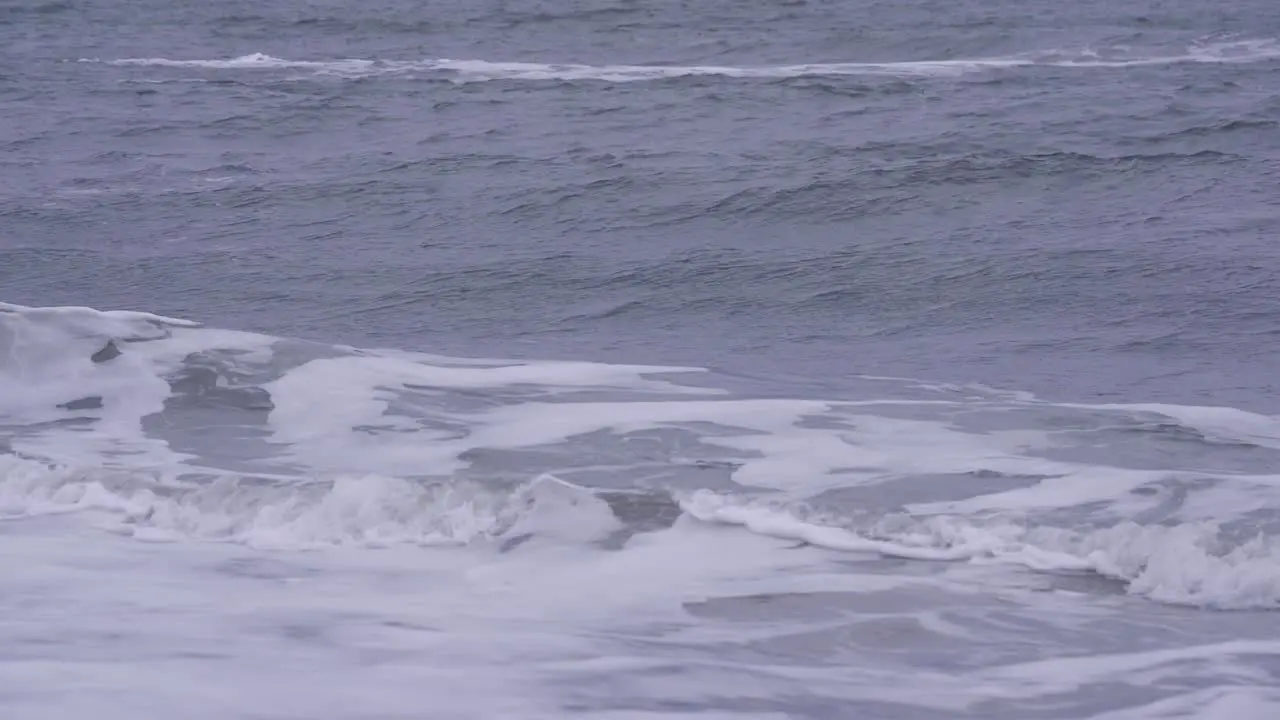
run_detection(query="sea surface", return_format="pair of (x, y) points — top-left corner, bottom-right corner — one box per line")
(4, 1), (1280, 718)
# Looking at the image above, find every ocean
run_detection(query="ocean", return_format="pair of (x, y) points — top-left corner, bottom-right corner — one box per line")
(3, 0), (1280, 717)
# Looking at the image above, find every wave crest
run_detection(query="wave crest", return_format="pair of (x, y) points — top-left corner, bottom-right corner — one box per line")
(81, 39), (1280, 82)
(0, 455), (622, 550)
(682, 490), (1280, 610)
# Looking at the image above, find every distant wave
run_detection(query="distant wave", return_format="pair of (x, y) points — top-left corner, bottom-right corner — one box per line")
(80, 39), (1280, 82)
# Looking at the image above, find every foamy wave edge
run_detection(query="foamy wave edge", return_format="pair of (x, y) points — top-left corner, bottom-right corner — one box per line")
(78, 39), (1280, 81)
(0, 455), (620, 550)
(681, 490), (1280, 611)
(9, 452), (1279, 610)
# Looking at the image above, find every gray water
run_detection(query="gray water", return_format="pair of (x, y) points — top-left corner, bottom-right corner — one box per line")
(4, 1), (1280, 718)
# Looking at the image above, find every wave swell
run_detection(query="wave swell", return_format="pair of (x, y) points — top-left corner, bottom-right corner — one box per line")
(81, 39), (1280, 82)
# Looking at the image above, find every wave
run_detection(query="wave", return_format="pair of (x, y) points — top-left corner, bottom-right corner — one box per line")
(7, 445), (1280, 609)
(0, 455), (629, 550)
(5, 301), (1280, 610)
(80, 39), (1280, 82)
(96, 52), (378, 73)
(681, 491), (1280, 610)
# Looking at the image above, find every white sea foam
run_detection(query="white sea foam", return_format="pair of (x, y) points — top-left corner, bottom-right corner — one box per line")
(97, 51), (377, 73)
(682, 491), (1280, 609)
(5, 300), (1280, 608)
(0, 453), (620, 550)
(86, 53), (1027, 79)
(1067, 401), (1280, 450)
(5, 301), (1280, 717)
(81, 38), (1280, 82)
(0, 302), (273, 465)
(461, 398), (1062, 493)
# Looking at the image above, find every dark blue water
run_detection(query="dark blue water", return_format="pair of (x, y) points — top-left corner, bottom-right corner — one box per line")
(4, 0), (1279, 410)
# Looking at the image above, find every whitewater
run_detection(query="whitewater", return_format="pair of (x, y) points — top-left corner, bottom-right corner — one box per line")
(3, 302), (1280, 718)
(6, 0), (1280, 716)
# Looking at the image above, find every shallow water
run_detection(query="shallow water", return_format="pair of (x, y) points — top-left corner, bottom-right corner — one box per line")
(3, 1), (1280, 717)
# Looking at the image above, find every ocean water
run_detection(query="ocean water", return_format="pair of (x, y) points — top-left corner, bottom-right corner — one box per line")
(4, 1), (1280, 718)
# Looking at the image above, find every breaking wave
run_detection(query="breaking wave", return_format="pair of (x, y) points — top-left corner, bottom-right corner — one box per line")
(80, 38), (1280, 82)
(4, 301), (1280, 609)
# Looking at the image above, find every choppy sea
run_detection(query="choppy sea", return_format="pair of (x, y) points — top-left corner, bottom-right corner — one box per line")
(4, 1), (1280, 718)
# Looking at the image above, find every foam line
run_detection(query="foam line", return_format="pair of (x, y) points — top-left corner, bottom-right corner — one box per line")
(84, 39), (1280, 81)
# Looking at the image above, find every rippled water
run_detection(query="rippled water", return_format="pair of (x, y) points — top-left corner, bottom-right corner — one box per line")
(3, 1), (1280, 718)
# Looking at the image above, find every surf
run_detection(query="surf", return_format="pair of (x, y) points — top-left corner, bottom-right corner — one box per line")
(4, 301), (1280, 609)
